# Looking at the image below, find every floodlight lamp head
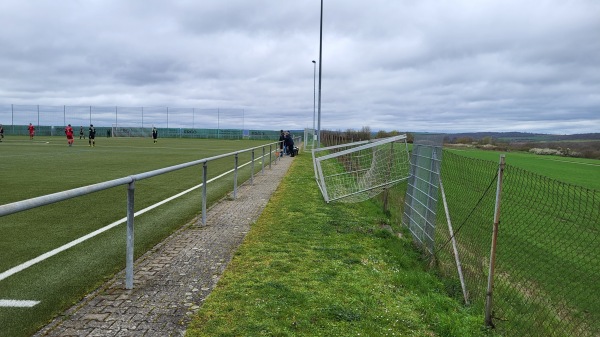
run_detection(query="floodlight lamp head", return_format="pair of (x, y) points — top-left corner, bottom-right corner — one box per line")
(312, 60), (316, 63)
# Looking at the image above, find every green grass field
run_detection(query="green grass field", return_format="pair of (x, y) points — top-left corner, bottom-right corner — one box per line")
(444, 147), (600, 190)
(0, 136), (274, 337)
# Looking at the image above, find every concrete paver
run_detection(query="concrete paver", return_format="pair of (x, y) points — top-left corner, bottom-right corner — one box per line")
(33, 156), (294, 337)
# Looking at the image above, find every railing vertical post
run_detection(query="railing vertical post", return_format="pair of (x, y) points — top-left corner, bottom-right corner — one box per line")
(485, 154), (506, 328)
(261, 146), (265, 174)
(269, 144), (273, 169)
(251, 150), (255, 185)
(233, 154), (238, 199)
(202, 162), (207, 226)
(125, 180), (135, 290)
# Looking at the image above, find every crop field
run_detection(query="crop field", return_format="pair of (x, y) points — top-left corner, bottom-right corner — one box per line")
(0, 136), (274, 337)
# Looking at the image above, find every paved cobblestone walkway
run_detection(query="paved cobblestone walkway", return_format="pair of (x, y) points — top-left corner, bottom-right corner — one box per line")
(34, 156), (294, 337)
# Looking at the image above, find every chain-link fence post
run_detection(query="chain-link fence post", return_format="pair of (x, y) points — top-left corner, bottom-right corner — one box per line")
(485, 154), (505, 327)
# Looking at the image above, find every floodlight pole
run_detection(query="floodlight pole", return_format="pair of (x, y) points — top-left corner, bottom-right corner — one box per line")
(317, 0), (323, 148)
(312, 60), (316, 131)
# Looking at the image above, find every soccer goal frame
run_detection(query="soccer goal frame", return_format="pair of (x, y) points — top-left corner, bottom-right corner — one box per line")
(312, 134), (410, 203)
(111, 124), (152, 138)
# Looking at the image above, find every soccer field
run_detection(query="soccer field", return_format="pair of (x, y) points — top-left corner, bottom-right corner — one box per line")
(0, 136), (274, 337)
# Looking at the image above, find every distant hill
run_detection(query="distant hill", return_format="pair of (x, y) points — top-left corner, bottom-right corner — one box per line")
(441, 132), (600, 143)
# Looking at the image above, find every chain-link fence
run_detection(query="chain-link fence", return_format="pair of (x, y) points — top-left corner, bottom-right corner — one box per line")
(304, 131), (598, 335)
(434, 151), (599, 336)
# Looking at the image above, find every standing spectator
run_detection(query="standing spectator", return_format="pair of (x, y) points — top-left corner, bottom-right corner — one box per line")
(28, 123), (35, 140)
(152, 127), (158, 143)
(65, 124), (74, 146)
(79, 126), (85, 139)
(278, 130), (286, 155)
(285, 131), (295, 157)
(88, 124), (96, 147)
(0, 124), (4, 142)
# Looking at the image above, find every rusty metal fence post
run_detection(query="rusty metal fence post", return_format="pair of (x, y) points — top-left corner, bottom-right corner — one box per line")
(485, 154), (506, 327)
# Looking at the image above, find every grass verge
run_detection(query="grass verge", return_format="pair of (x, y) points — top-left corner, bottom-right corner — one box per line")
(187, 152), (493, 336)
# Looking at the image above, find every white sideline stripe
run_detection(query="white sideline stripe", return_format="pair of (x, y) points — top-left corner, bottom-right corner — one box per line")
(0, 299), (40, 307)
(0, 155), (264, 282)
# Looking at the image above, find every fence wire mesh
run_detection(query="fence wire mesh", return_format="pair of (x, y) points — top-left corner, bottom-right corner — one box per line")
(434, 150), (599, 336)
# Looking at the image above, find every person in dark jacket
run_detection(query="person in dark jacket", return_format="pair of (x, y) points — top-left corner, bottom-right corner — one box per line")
(152, 127), (158, 143)
(285, 131), (295, 157)
(88, 124), (96, 147)
(278, 130), (285, 155)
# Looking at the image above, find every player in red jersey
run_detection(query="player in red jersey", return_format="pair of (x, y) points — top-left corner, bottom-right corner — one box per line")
(65, 124), (74, 146)
(28, 123), (35, 140)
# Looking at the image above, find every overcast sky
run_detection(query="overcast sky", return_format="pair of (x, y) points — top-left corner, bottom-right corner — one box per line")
(1, 0), (599, 134)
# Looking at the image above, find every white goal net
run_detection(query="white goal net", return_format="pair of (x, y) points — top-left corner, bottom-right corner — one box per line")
(312, 134), (411, 203)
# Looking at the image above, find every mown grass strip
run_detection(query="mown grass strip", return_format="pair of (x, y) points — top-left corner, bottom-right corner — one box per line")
(188, 152), (493, 336)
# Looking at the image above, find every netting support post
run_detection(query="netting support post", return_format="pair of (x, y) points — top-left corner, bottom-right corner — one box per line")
(125, 180), (135, 290)
(485, 154), (506, 328)
(439, 177), (469, 305)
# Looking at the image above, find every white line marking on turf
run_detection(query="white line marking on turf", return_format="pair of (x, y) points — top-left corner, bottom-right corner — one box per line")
(0, 299), (40, 307)
(0, 154), (266, 282)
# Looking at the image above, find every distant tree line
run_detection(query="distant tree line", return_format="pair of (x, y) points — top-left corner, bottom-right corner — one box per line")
(319, 127), (414, 148)
(319, 128), (600, 160)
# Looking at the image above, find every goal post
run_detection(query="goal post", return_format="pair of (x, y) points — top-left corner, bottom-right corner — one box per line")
(312, 135), (410, 203)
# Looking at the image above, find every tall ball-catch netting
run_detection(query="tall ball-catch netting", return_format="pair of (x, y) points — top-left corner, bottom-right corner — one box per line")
(312, 135), (410, 203)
